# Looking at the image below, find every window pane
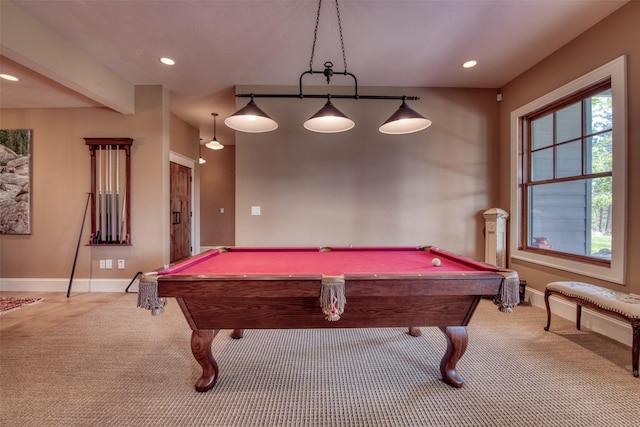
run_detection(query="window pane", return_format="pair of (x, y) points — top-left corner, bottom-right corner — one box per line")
(529, 181), (588, 256)
(556, 141), (582, 178)
(585, 89), (612, 134)
(555, 102), (581, 142)
(590, 176), (613, 259)
(531, 114), (553, 149)
(531, 147), (553, 181)
(587, 132), (612, 174)
(528, 177), (611, 259)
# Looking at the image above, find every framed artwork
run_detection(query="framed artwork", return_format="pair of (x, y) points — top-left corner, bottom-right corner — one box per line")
(0, 129), (32, 234)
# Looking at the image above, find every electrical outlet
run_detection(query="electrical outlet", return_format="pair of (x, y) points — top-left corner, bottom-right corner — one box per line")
(99, 260), (106, 269)
(118, 259), (125, 269)
(105, 259), (113, 269)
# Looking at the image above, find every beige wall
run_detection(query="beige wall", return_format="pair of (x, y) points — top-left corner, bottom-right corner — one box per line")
(233, 85), (500, 258)
(499, 1), (640, 295)
(200, 145), (236, 247)
(0, 85), (198, 282)
(170, 113), (199, 160)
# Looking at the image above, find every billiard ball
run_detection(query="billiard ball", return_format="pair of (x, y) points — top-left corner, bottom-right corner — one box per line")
(432, 258), (441, 267)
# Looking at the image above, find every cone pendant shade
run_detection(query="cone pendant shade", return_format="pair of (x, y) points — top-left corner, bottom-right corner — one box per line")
(303, 99), (355, 133)
(225, 99), (279, 133)
(206, 139), (224, 150)
(379, 101), (432, 134)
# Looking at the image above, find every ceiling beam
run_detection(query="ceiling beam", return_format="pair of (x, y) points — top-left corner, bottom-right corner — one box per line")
(0, 1), (135, 114)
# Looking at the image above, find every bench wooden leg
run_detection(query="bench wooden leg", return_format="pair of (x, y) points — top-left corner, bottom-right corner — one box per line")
(544, 289), (552, 331)
(632, 319), (639, 378)
(576, 304), (582, 331)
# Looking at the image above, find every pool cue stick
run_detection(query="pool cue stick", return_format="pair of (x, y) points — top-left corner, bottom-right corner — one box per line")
(106, 145), (112, 243)
(110, 145), (114, 243)
(96, 145), (103, 243)
(109, 146), (114, 243)
(68, 192), (91, 298)
(119, 185), (127, 244)
(103, 144), (108, 242)
(124, 271), (143, 293)
(115, 146), (120, 243)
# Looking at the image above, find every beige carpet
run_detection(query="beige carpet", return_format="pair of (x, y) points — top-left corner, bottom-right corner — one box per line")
(1, 295), (638, 426)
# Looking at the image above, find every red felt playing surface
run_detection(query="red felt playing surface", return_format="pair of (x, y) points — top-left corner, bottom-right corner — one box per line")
(159, 247), (498, 277)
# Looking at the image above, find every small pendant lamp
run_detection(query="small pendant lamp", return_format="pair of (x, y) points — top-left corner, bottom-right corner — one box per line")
(198, 138), (206, 164)
(206, 113), (224, 150)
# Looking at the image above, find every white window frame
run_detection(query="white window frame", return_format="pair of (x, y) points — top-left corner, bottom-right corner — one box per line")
(509, 55), (627, 284)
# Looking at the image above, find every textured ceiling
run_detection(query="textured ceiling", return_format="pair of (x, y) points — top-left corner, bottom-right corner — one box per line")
(0, 0), (629, 142)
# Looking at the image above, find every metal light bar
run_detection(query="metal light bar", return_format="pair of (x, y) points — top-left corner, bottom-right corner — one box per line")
(236, 93), (420, 101)
(235, 63), (420, 102)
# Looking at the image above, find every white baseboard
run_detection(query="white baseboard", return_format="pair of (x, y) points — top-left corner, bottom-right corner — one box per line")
(0, 277), (138, 293)
(525, 287), (633, 347)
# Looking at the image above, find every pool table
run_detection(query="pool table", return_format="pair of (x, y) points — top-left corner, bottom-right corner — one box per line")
(139, 246), (518, 392)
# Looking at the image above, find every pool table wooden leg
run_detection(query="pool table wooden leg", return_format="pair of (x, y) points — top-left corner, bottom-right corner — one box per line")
(408, 327), (421, 337)
(191, 329), (219, 392)
(438, 326), (468, 388)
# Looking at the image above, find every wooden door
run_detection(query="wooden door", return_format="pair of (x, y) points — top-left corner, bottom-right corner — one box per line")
(170, 161), (192, 262)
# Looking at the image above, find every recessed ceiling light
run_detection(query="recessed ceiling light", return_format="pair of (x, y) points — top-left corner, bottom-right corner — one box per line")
(463, 60), (477, 69)
(0, 74), (20, 82)
(160, 57), (175, 66)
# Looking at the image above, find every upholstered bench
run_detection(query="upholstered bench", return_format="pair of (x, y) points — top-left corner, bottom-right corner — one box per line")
(544, 281), (639, 377)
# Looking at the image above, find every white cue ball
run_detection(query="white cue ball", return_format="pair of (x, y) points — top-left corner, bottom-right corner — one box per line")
(432, 258), (441, 267)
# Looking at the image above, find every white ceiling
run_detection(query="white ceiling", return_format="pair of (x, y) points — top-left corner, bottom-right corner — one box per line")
(0, 0), (629, 143)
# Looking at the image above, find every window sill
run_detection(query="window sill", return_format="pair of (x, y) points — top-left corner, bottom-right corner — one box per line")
(511, 248), (624, 284)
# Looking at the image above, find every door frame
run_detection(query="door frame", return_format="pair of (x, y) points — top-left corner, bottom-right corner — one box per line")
(169, 151), (195, 257)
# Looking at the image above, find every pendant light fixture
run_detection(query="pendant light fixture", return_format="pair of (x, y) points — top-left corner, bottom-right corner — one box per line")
(379, 98), (432, 134)
(198, 138), (206, 164)
(225, 0), (431, 135)
(206, 113), (224, 150)
(224, 96), (278, 133)
(303, 95), (355, 133)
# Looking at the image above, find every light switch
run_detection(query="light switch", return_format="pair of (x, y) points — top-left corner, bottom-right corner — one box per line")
(251, 206), (261, 216)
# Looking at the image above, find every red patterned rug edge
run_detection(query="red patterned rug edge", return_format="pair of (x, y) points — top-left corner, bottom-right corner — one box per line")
(0, 297), (44, 315)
